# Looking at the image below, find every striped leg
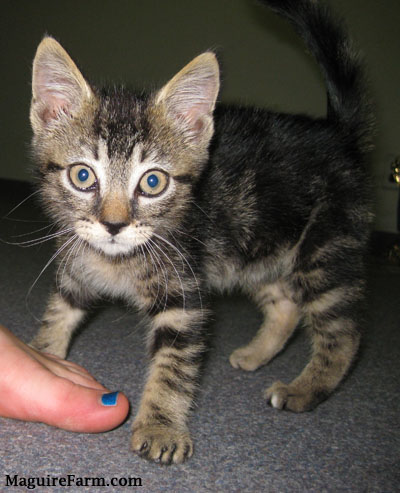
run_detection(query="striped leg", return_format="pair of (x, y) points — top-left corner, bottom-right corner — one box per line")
(266, 302), (361, 411)
(30, 289), (86, 358)
(266, 237), (365, 412)
(131, 307), (206, 464)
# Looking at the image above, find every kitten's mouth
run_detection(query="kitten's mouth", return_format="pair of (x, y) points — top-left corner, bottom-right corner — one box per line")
(82, 234), (151, 258)
(89, 238), (138, 257)
(74, 220), (152, 257)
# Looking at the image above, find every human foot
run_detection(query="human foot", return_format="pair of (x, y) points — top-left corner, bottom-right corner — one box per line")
(0, 324), (129, 432)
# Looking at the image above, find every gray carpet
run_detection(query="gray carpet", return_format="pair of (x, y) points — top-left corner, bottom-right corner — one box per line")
(0, 180), (399, 492)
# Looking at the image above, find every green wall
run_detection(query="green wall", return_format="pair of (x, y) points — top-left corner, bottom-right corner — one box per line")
(1, 0), (399, 231)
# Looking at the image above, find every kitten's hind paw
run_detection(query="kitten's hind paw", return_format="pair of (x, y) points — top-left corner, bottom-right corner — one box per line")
(131, 424), (193, 465)
(265, 381), (324, 413)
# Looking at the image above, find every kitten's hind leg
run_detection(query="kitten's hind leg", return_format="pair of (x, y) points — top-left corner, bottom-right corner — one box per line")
(266, 283), (362, 412)
(230, 283), (300, 371)
(30, 290), (86, 358)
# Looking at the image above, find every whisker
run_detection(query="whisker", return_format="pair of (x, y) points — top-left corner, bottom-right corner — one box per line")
(145, 237), (171, 306)
(76, 240), (89, 300)
(189, 200), (212, 221)
(11, 223), (54, 238)
(2, 190), (41, 220)
(145, 234), (201, 350)
(3, 227), (74, 247)
(140, 243), (157, 313)
(174, 228), (208, 249)
(25, 234), (78, 321)
(147, 236), (186, 311)
(151, 232), (203, 314)
(57, 236), (82, 291)
(143, 239), (168, 313)
(2, 217), (49, 224)
(174, 227), (224, 264)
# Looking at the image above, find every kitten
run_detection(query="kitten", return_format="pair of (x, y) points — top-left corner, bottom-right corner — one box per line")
(29, 0), (373, 464)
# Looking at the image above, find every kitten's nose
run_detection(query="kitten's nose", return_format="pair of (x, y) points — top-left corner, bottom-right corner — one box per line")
(101, 221), (128, 236)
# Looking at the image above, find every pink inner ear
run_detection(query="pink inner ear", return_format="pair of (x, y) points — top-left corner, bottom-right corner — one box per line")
(178, 105), (207, 135)
(34, 62), (75, 124)
(40, 94), (70, 124)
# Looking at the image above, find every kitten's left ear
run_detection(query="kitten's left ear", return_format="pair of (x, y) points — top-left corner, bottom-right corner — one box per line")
(155, 52), (220, 143)
(30, 36), (94, 133)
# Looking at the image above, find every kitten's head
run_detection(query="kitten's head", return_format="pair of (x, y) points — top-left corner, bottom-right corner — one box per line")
(30, 37), (219, 257)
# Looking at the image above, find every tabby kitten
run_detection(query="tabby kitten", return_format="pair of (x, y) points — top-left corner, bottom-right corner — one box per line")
(30, 0), (372, 464)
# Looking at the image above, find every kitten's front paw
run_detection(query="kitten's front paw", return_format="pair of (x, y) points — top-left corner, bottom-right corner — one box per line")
(30, 334), (68, 359)
(229, 346), (265, 371)
(131, 424), (193, 465)
(265, 381), (322, 412)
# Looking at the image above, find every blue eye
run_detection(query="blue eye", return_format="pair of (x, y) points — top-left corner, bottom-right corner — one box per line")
(147, 174), (159, 188)
(139, 170), (169, 196)
(69, 164), (97, 191)
(78, 168), (89, 182)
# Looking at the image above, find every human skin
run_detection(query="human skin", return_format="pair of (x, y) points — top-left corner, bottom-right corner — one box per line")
(0, 324), (129, 432)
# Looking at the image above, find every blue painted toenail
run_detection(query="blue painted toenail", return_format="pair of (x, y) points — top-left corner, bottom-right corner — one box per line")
(101, 391), (119, 406)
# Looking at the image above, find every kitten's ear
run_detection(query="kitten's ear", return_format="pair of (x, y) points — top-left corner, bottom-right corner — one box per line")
(30, 37), (93, 132)
(155, 52), (220, 143)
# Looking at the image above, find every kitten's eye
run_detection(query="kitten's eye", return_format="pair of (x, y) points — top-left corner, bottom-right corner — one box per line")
(138, 170), (169, 197)
(68, 164), (97, 191)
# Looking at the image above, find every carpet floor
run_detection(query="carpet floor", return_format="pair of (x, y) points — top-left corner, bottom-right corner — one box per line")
(0, 179), (399, 492)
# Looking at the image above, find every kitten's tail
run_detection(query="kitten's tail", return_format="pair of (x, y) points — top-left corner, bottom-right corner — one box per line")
(259, 0), (374, 151)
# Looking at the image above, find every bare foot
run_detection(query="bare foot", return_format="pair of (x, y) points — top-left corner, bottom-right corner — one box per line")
(0, 324), (129, 432)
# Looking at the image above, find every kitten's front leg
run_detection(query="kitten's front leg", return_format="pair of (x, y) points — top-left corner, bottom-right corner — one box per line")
(131, 307), (206, 464)
(30, 290), (87, 358)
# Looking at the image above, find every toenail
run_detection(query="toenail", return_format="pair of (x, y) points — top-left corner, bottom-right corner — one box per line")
(101, 391), (119, 406)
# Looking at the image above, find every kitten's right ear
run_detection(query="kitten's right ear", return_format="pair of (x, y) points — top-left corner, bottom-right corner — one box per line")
(30, 37), (93, 133)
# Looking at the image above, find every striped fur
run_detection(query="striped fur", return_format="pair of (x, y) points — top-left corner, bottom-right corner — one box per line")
(29, 0), (373, 464)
